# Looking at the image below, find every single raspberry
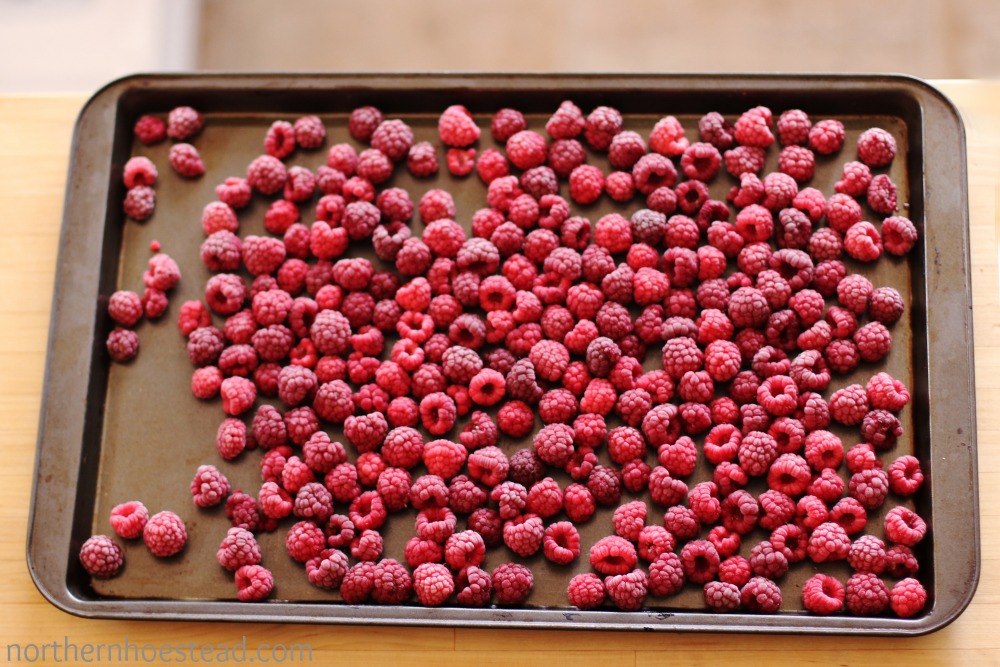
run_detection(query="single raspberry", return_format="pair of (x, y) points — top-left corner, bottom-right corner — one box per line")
(569, 164), (605, 205)
(834, 161), (872, 199)
(724, 145), (766, 178)
(884, 506), (927, 547)
(216, 527), (261, 572)
(882, 215), (918, 255)
(79, 535), (123, 578)
(603, 569), (648, 611)
(867, 174), (898, 215)
(190, 464), (230, 508)
(848, 534), (887, 574)
(413, 563), (455, 607)
(246, 154), (287, 195)
(807, 119), (845, 154)
(567, 572), (605, 610)
(644, 552), (684, 598)
(776, 109), (811, 146)
(143, 511), (187, 557)
(165, 105), (203, 140)
(801, 573), (845, 615)
(263, 120), (296, 159)
(492, 563), (533, 606)
(105, 327), (138, 363)
(590, 535), (638, 576)
(740, 576), (782, 613)
(857, 127), (897, 167)
(168, 143), (205, 178)
(437, 104), (480, 147)
(123, 185), (155, 221)
(214, 177), (252, 209)
(339, 562), (376, 604)
(697, 111), (734, 149)
(890, 578), (927, 618)
(134, 114), (166, 145)
(406, 140), (439, 178)
(503, 513), (545, 557)
(305, 549), (349, 591)
(734, 106), (774, 147)
(233, 564), (273, 603)
(846, 572), (889, 615)
(109, 500), (148, 540)
(370, 558), (413, 605)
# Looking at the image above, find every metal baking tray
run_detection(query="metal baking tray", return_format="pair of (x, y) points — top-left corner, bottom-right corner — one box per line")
(28, 74), (978, 634)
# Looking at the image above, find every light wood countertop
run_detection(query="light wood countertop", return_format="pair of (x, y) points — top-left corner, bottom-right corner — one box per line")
(1, 81), (997, 666)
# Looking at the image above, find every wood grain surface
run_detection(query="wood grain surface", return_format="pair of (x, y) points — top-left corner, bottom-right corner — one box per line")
(1, 81), (997, 666)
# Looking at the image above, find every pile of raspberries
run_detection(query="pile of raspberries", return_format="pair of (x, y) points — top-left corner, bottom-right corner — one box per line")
(91, 99), (928, 619)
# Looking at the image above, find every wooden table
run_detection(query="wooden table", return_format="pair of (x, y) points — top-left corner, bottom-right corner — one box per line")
(1, 82), (997, 666)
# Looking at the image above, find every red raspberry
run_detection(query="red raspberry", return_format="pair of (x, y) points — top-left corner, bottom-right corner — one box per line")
(122, 156), (158, 189)
(887, 455), (924, 496)
(633, 153), (678, 195)
(214, 177), (252, 209)
(738, 431), (778, 476)
(646, 115), (687, 156)
(411, 563), (454, 607)
(234, 564), (273, 602)
(847, 534), (888, 574)
(884, 506), (927, 547)
(644, 552), (684, 598)
(866, 372), (910, 411)
(844, 221), (883, 262)
(569, 164), (605, 205)
(547, 138), (586, 178)
(143, 510), (187, 557)
(697, 111), (734, 149)
(166, 105), (203, 140)
(370, 558), (413, 605)
(801, 573), (844, 615)
(604, 171), (635, 202)
(246, 154), (287, 195)
(190, 464), (230, 508)
(108, 290), (143, 328)
(808, 119), (845, 154)
(723, 145), (765, 178)
(505, 130), (547, 170)
(567, 572), (605, 609)
(829, 383), (869, 425)
(168, 143), (205, 178)
(857, 127), (897, 167)
(339, 562), (375, 604)
(492, 563), (533, 606)
(582, 105), (622, 151)
(437, 104), (480, 147)
(446, 147), (476, 177)
(109, 500), (148, 540)
(835, 161), (872, 197)
(590, 535), (638, 576)
(867, 174), (898, 215)
(503, 514), (545, 557)
(740, 576), (781, 613)
(545, 100), (584, 139)
(263, 120), (296, 159)
(890, 578), (927, 618)
(846, 572), (889, 615)
(807, 521), (851, 563)
(734, 106), (774, 147)
(216, 527), (261, 572)
(134, 114), (166, 145)
(490, 107), (526, 143)
(123, 185), (155, 221)
(776, 109), (811, 146)
(306, 549), (349, 591)
(105, 327), (139, 363)
(79, 535), (123, 578)
(778, 145), (815, 182)
(849, 467), (890, 511)
(882, 215), (918, 255)
(604, 569), (648, 611)
(407, 141), (439, 178)
(346, 105), (382, 142)
(370, 119), (413, 162)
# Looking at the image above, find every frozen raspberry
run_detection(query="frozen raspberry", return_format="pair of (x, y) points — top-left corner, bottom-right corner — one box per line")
(857, 127), (897, 167)
(78, 535), (123, 578)
(806, 521), (850, 563)
(807, 119), (845, 154)
(370, 558), (413, 605)
(492, 563), (533, 606)
(503, 513), (545, 557)
(122, 156), (158, 189)
(567, 573), (605, 610)
(723, 145), (765, 178)
(603, 569), (648, 611)
(165, 105), (203, 140)
(884, 506), (927, 547)
(778, 145), (815, 183)
(846, 572), (889, 615)
(846, 534), (888, 574)
(849, 467), (890, 511)
(843, 221), (883, 262)
(168, 143), (205, 178)
(106, 327), (139, 363)
(344, 105), (381, 142)
(801, 573), (844, 615)
(219, 376), (256, 416)
(263, 120), (296, 159)
(643, 552), (684, 598)
(505, 130), (547, 170)
(370, 119), (413, 162)
(214, 177), (252, 210)
(696, 111), (734, 149)
(108, 500), (148, 540)
(412, 563), (455, 607)
(890, 578), (927, 618)
(134, 114), (166, 145)
(143, 510), (187, 557)
(569, 164), (605, 205)
(107, 290), (143, 328)
(882, 215), (918, 255)
(305, 549), (349, 591)
(437, 104), (480, 148)
(232, 564), (273, 602)
(887, 455), (924, 496)
(740, 576), (782, 613)
(777, 109), (811, 146)
(590, 535), (638, 576)
(734, 106), (774, 147)
(543, 100), (583, 139)
(835, 160), (872, 197)
(339, 562), (376, 604)
(123, 185), (155, 221)
(247, 154), (287, 195)
(867, 174), (898, 215)
(487, 107), (525, 143)
(633, 153), (679, 195)
(644, 115), (686, 157)
(215, 527), (261, 572)
(190, 464), (230, 508)
(866, 372), (910, 411)
(420, 393), (458, 438)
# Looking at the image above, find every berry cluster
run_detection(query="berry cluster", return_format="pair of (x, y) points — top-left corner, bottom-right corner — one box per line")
(86, 97), (927, 619)
(105, 252), (181, 362)
(80, 501), (189, 578)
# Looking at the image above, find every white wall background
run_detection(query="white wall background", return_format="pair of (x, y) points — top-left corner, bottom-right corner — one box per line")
(0, 0), (199, 93)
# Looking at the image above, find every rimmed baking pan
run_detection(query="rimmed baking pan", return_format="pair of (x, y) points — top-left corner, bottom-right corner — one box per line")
(28, 73), (977, 634)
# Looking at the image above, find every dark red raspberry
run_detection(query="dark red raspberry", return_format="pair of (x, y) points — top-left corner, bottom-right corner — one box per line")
(545, 100), (585, 139)
(370, 119), (413, 162)
(697, 111), (734, 149)
(134, 114), (166, 145)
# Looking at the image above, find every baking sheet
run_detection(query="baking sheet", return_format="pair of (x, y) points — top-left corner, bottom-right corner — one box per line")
(28, 74), (977, 634)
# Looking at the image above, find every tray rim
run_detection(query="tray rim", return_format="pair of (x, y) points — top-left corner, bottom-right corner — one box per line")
(27, 71), (978, 635)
